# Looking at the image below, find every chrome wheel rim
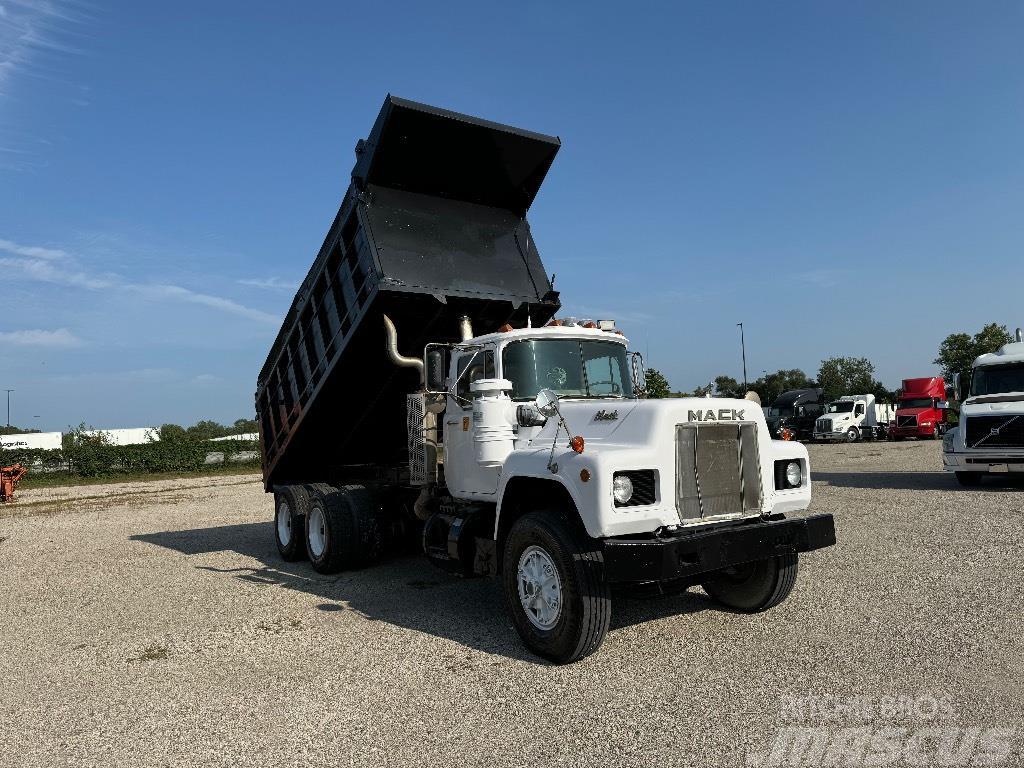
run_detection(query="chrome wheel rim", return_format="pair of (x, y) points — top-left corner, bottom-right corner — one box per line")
(308, 505), (326, 559)
(517, 545), (562, 630)
(276, 500), (291, 546)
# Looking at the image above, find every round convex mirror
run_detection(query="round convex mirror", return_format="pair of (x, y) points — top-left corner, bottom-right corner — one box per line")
(535, 388), (560, 418)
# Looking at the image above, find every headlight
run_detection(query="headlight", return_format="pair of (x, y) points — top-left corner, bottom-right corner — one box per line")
(775, 459), (803, 489)
(612, 474), (634, 505)
(785, 461), (802, 487)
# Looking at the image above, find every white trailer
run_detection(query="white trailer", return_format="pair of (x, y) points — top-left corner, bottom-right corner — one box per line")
(80, 428), (159, 446)
(0, 431), (62, 451)
(813, 395), (895, 442)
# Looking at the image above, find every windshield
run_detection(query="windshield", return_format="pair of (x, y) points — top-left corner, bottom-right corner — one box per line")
(971, 363), (1024, 396)
(502, 339), (634, 401)
(826, 402), (854, 413)
(899, 398), (933, 409)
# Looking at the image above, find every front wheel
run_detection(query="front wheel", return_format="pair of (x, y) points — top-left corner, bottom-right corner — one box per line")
(501, 512), (611, 664)
(846, 427), (860, 442)
(956, 472), (983, 487)
(702, 553), (799, 612)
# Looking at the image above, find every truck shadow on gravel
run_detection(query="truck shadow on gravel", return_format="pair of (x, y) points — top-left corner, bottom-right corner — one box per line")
(815, 471), (1024, 491)
(132, 522), (712, 664)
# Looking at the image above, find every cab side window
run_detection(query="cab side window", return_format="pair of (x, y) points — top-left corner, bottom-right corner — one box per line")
(455, 349), (495, 408)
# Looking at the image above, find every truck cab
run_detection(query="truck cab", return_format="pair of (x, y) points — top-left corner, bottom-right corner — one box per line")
(813, 394), (894, 442)
(765, 388), (824, 441)
(943, 329), (1024, 485)
(890, 377), (948, 441)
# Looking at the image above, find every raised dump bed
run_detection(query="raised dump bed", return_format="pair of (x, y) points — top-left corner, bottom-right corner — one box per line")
(256, 96), (561, 489)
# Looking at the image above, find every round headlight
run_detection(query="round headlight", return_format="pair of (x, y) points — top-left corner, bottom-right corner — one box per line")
(785, 461), (802, 487)
(612, 474), (634, 505)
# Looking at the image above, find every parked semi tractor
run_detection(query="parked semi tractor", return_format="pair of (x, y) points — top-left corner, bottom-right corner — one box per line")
(889, 377), (948, 441)
(943, 328), (1024, 486)
(813, 394), (895, 442)
(255, 96), (836, 663)
(765, 388), (825, 441)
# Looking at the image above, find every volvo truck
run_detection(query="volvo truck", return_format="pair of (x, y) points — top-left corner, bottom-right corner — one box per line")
(255, 96), (836, 663)
(943, 329), (1024, 486)
(890, 377), (948, 441)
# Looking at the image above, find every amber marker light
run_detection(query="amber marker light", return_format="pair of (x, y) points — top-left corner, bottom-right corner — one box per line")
(569, 435), (585, 454)
(580, 469), (591, 482)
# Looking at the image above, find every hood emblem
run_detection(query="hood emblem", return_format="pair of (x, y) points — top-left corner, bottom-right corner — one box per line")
(689, 408), (746, 422)
(594, 409), (619, 422)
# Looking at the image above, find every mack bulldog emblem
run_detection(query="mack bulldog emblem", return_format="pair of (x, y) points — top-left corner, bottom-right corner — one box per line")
(688, 408), (746, 422)
(593, 409), (619, 422)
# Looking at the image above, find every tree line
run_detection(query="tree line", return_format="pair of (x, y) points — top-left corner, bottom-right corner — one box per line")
(644, 322), (1015, 403)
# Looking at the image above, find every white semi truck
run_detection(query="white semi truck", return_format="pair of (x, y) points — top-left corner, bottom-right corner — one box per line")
(256, 96), (836, 663)
(943, 328), (1024, 486)
(813, 394), (895, 443)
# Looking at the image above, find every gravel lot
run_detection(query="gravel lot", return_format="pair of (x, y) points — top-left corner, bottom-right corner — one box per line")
(1, 441), (1022, 767)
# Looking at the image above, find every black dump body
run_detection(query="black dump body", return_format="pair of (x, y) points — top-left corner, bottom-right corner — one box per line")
(257, 96), (561, 489)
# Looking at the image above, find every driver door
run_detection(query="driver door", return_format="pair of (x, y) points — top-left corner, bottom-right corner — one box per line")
(445, 347), (499, 498)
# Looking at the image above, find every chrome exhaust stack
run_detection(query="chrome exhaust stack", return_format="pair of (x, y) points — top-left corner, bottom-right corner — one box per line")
(383, 315), (425, 384)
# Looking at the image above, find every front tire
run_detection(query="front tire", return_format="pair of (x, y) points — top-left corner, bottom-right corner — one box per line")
(956, 472), (983, 487)
(702, 553), (799, 612)
(274, 485), (310, 561)
(305, 484), (383, 574)
(501, 512), (611, 664)
(846, 427), (860, 443)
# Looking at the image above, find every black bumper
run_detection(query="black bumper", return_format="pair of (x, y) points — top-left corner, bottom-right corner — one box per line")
(602, 514), (836, 584)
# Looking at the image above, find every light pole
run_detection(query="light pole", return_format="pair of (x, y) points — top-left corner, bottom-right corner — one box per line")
(4, 389), (12, 427)
(736, 324), (748, 392)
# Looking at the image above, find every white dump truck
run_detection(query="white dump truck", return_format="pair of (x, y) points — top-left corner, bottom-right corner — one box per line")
(256, 96), (836, 663)
(943, 328), (1024, 486)
(813, 394), (895, 442)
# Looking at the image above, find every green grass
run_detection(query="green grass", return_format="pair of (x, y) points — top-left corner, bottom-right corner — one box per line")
(17, 462), (262, 490)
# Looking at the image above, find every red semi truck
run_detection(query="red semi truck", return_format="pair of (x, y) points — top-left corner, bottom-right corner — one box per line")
(890, 377), (948, 440)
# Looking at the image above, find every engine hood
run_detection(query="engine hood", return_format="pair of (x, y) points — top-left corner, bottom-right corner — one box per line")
(531, 397), (762, 446)
(961, 393), (1024, 417)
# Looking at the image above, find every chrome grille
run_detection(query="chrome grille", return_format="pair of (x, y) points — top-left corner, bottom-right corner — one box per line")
(897, 415), (917, 427)
(816, 418), (832, 433)
(675, 422), (762, 521)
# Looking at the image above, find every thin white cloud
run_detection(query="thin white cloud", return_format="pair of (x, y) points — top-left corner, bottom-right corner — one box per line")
(0, 237), (67, 260)
(0, 238), (280, 325)
(238, 276), (298, 291)
(0, 327), (82, 347)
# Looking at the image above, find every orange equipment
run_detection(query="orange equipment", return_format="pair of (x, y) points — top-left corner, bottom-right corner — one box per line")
(0, 464), (27, 502)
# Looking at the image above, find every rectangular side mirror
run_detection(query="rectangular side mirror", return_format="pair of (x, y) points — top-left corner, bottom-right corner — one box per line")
(952, 373), (961, 402)
(629, 352), (646, 397)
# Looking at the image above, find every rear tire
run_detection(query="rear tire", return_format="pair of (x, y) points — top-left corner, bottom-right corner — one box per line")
(702, 553), (799, 612)
(274, 485), (310, 561)
(956, 472), (982, 487)
(305, 484), (384, 574)
(501, 511), (611, 664)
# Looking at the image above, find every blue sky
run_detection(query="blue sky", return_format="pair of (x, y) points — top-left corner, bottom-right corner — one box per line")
(1, 1), (1022, 431)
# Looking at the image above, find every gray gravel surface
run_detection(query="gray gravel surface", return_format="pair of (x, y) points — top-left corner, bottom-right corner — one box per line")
(1, 442), (1022, 767)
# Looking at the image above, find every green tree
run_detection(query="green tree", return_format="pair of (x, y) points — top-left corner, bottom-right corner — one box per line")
(750, 369), (815, 405)
(817, 357), (883, 401)
(159, 423), (188, 442)
(934, 323), (1013, 393)
(644, 368), (672, 398)
(232, 418), (259, 434)
(185, 420), (228, 441)
(711, 375), (742, 398)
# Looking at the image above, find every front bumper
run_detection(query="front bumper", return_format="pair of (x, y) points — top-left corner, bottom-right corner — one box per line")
(602, 513), (836, 583)
(943, 453), (1024, 473)
(890, 426), (932, 437)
